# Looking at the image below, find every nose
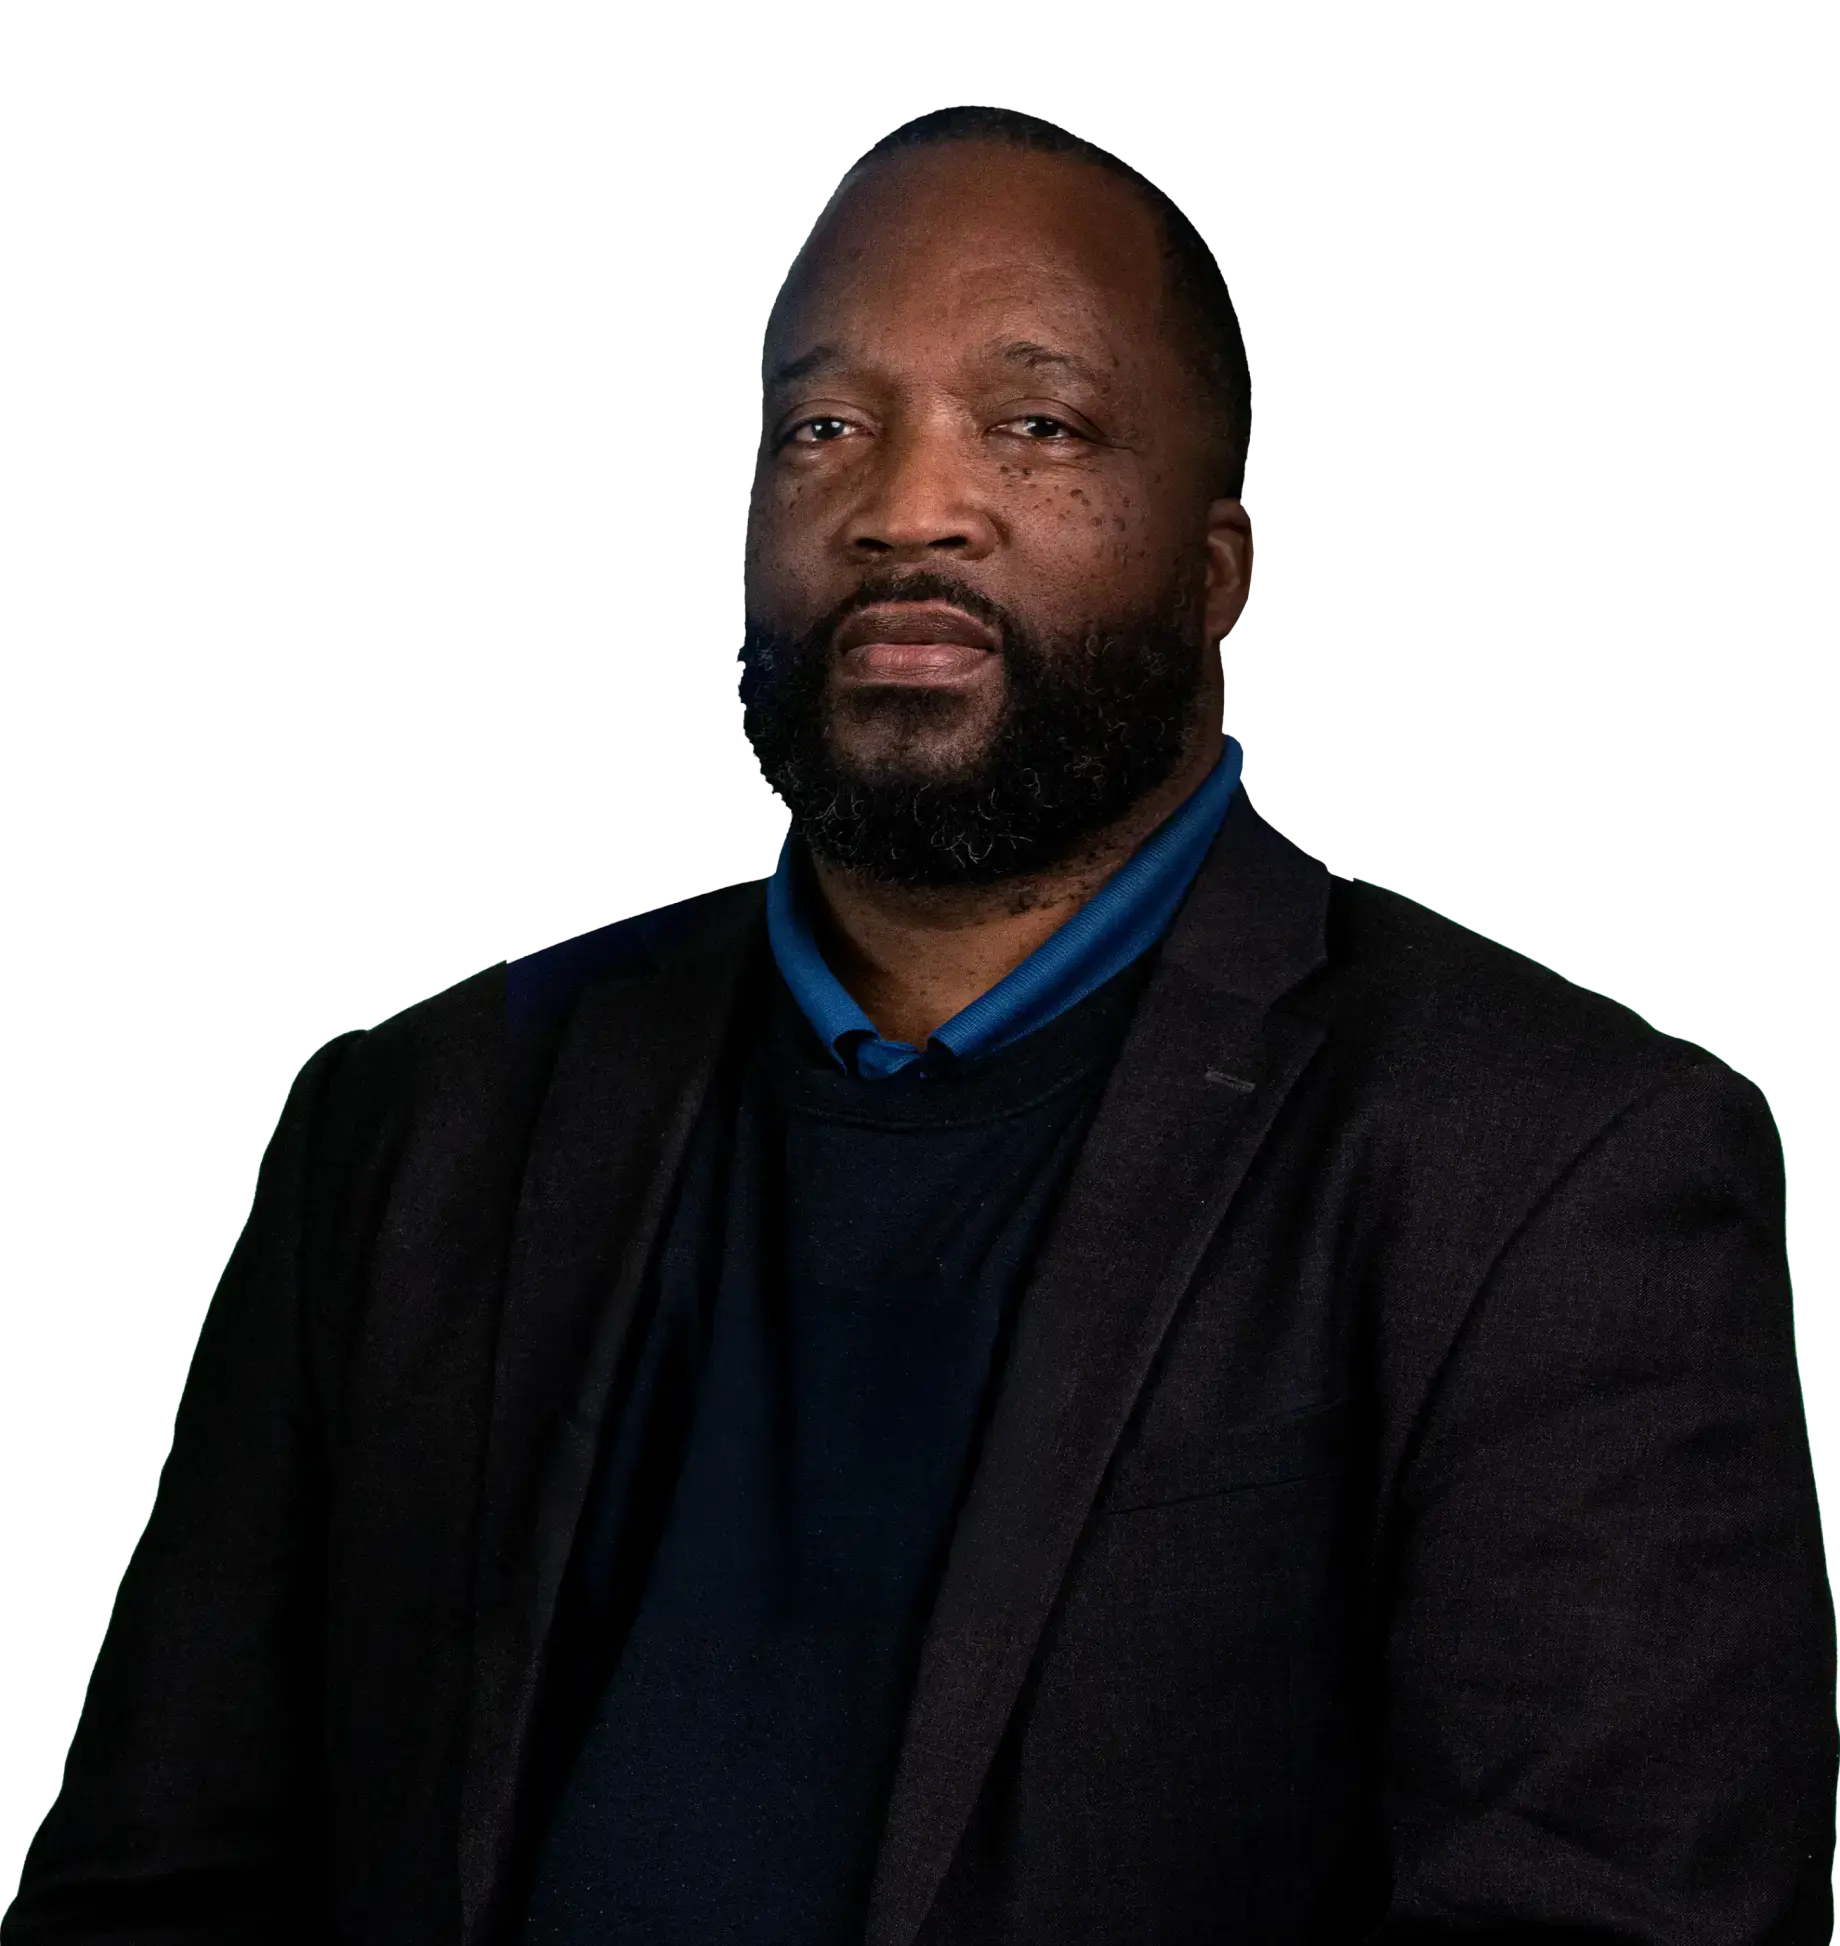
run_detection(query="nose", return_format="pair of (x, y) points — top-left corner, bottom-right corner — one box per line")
(841, 423), (998, 562)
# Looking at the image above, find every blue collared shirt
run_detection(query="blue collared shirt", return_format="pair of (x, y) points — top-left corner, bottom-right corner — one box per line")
(766, 738), (1243, 1078)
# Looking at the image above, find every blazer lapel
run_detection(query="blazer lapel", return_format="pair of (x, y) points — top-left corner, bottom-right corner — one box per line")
(865, 793), (1333, 1946)
(458, 908), (763, 1946)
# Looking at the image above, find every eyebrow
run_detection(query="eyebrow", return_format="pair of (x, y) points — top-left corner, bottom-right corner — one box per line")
(758, 338), (1104, 398)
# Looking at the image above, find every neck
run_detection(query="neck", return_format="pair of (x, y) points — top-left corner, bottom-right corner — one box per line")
(808, 721), (1224, 1048)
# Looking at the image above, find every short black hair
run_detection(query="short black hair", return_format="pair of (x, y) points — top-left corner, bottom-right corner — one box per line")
(849, 106), (1251, 498)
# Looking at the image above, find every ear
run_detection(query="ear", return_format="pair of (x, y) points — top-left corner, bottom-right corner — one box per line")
(1205, 502), (1244, 646)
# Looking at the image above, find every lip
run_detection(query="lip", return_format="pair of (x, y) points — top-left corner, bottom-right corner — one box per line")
(836, 599), (995, 661)
(840, 638), (995, 684)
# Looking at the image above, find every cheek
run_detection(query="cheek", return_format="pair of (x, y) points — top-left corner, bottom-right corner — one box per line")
(998, 467), (1186, 614)
(746, 569), (826, 638)
(744, 468), (827, 613)
(1001, 469), (1129, 554)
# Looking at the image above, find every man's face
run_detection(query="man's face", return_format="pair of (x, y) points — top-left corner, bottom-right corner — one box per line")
(741, 141), (1245, 884)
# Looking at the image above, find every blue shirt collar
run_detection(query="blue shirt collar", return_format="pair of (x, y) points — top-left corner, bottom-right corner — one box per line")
(766, 738), (1243, 1078)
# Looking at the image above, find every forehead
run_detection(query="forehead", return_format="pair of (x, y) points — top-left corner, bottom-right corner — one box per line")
(767, 143), (1177, 387)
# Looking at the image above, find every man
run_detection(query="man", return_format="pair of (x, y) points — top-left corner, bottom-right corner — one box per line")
(4, 104), (1833, 1946)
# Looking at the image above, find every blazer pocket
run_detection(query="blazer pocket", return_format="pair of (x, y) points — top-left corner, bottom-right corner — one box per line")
(1099, 1398), (1353, 1514)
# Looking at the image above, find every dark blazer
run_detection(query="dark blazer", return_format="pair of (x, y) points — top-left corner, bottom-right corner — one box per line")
(6, 793), (1834, 1945)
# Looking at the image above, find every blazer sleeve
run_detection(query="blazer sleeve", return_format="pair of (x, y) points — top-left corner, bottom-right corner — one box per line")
(1375, 1060), (1837, 1943)
(2, 1034), (365, 1945)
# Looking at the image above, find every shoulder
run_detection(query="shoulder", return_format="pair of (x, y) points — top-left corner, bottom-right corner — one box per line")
(503, 877), (769, 1035)
(1323, 876), (1697, 1064)
(1298, 875), (1772, 1216)
(1292, 882), (1789, 1473)
(289, 877), (770, 1159)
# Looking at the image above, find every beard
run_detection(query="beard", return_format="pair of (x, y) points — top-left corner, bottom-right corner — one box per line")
(739, 568), (1206, 887)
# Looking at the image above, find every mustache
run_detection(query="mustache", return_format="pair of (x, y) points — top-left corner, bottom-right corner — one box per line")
(812, 570), (1021, 658)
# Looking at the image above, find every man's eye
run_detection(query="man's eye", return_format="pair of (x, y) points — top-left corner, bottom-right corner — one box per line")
(787, 417), (853, 445)
(774, 414), (1073, 447)
(781, 416), (851, 445)
(1001, 415), (1080, 441)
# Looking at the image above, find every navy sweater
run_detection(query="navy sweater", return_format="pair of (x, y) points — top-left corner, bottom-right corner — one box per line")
(509, 739), (1237, 1930)
(518, 962), (1147, 1943)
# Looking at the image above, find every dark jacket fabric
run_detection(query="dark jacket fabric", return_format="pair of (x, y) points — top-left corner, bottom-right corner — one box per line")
(519, 963), (1144, 1941)
(5, 791), (1833, 1945)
